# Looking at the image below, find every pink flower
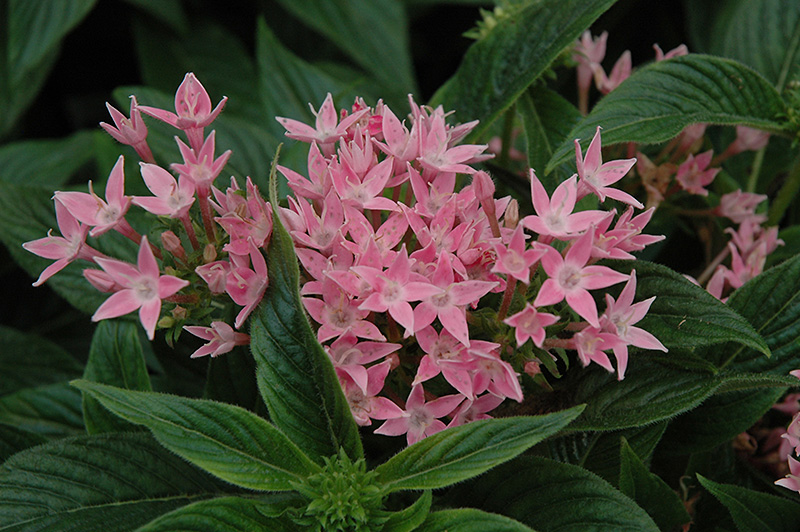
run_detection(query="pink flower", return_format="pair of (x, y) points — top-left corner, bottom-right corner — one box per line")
(413, 326), (476, 399)
(575, 127), (641, 208)
(521, 170), (605, 240)
(492, 225), (546, 284)
(138, 73), (227, 151)
(276, 93), (368, 156)
(339, 360), (405, 427)
(100, 95), (154, 163)
(504, 303), (559, 348)
(534, 230), (629, 328)
(715, 190), (767, 224)
(573, 326), (621, 374)
(23, 198), (100, 286)
(132, 163), (195, 218)
(447, 393), (505, 428)
(653, 43), (688, 61)
(171, 130), (232, 195)
(374, 384), (464, 445)
(55, 156), (133, 237)
(600, 270), (667, 379)
(92, 236), (189, 340)
(776, 455), (800, 493)
(184, 321), (250, 358)
(594, 50), (631, 94)
(675, 150), (719, 196)
(574, 31), (608, 94)
(417, 112), (488, 174)
(225, 240), (269, 328)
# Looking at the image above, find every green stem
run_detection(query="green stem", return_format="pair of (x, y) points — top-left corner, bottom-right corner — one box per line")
(745, 148), (766, 193)
(767, 154), (800, 226)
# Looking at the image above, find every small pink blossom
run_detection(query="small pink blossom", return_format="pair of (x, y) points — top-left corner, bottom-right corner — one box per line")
(504, 303), (559, 348)
(776, 455), (800, 493)
(133, 163), (195, 218)
(171, 131), (232, 195)
(574, 31), (608, 94)
(374, 384), (464, 445)
(340, 360), (405, 427)
(675, 150), (719, 196)
(184, 321), (250, 358)
(276, 93), (368, 156)
(573, 326), (621, 374)
(594, 50), (631, 94)
(225, 240), (269, 328)
(575, 127), (641, 208)
(715, 190), (767, 224)
(100, 95), (154, 163)
(492, 225), (545, 284)
(653, 43), (688, 61)
(92, 236), (189, 340)
(447, 393), (505, 428)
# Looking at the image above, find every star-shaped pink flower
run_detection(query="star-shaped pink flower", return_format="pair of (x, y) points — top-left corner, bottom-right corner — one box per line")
(575, 127), (641, 208)
(184, 321), (250, 358)
(504, 303), (559, 348)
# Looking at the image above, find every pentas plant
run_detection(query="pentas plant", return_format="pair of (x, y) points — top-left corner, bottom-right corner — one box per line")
(25, 74), (668, 448)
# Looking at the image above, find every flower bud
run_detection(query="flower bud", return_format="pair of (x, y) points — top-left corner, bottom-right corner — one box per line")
(203, 243), (217, 263)
(161, 230), (187, 262)
(503, 199), (519, 229)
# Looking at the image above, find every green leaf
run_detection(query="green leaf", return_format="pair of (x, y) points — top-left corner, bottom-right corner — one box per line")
(430, 0), (617, 139)
(380, 491), (432, 532)
(123, 0), (188, 34)
(447, 456), (659, 531)
(547, 55), (788, 172)
(0, 423), (46, 462)
(134, 495), (304, 532)
(203, 346), (262, 413)
(249, 170), (363, 464)
(619, 438), (691, 531)
(375, 406), (584, 492)
(0, 131), (96, 186)
(707, 0), (800, 90)
(660, 387), (786, 454)
(0, 326), (82, 396)
(721, 253), (800, 373)
(698, 474), (800, 532)
(82, 320), (152, 434)
(610, 260), (770, 357)
(72, 380), (321, 491)
(518, 86), (582, 192)
(0, 432), (233, 532)
(271, 0), (416, 99)
(0, 382), (84, 439)
(417, 509), (535, 532)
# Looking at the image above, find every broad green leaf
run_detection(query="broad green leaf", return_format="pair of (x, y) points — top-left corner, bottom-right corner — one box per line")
(548, 422), (667, 483)
(0, 423), (46, 462)
(0, 131), (96, 186)
(375, 407), (584, 492)
(203, 345), (262, 412)
(698, 474), (800, 532)
(271, 0), (416, 99)
(446, 456), (659, 531)
(430, 0), (617, 139)
(123, 0), (188, 34)
(660, 387), (785, 454)
(1, 0), (97, 137)
(0, 326), (82, 395)
(619, 438), (691, 531)
(72, 380), (321, 490)
(707, 0), (800, 90)
(0, 432), (233, 532)
(134, 495), (304, 532)
(610, 260), (770, 357)
(249, 172), (363, 464)
(721, 253), (800, 373)
(0, 182), (106, 314)
(547, 55), (787, 171)
(518, 86), (582, 193)
(0, 382), (84, 439)
(380, 491), (432, 532)
(82, 321), (152, 434)
(418, 509), (535, 532)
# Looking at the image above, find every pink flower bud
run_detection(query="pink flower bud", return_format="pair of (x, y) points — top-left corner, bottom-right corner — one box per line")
(524, 360), (541, 377)
(83, 268), (119, 292)
(161, 230), (187, 261)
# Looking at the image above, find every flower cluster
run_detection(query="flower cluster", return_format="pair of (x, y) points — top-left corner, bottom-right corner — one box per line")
(277, 94), (666, 444)
(24, 73), (667, 446)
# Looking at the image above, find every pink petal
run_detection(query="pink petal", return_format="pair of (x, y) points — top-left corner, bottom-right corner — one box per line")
(139, 298), (162, 340)
(92, 289), (142, 321)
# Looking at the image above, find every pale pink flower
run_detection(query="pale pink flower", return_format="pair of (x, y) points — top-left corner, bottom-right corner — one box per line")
(374, 384), (464, 445)
(133, 163), (195, 218)
(225, 240), (269, 328)
(326, 334), (400, 394)
(504, 303), (559, 348)
(100, 95), (154, 162)
(521, 170), (606, 241)
(23, 199), (101, 286)
(417, 112), (488, 175)
(303, 278), (385, 342)
(574, 31), (608, 95)
(277, 142), (331, 201)
(470, 341), (523, 402)
(138, 73), (227, 151)
(595, 50), (631, 94)
(184, 321), (250, 358)
(653, 43), (688, 61)
(791, 370), (800, 381)
(675, 150), (719, 196)
(171, 131), (232, 195)
(676, 123), (707, 154)
(781, 413), (800, 455)
(573, 326), (621, 374)
(534, 230), (629, 328)
(776, 456), (800, 493)
(195, 260), (230, 294)
(55, 156), (133, 237)
(92, 236), (189, 340)
(575, 127), (641, 208)
(715, 190), (767, 224)
(276, 93), (368, 156)
(492, 225), (545, 284)
(413, 326), (476, 399)
(600, 270), (667, 379)
(339, 360), (405, 427)
(447, 393), (505, 428)
(728, 125), (770, 154)
(773, 393), (800, 416)
(83, 268), (120, 292)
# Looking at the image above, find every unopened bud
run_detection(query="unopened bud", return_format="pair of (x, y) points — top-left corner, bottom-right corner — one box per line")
(83, 268), (118, 292)
(161, 230), (187, 261)
(203, 243), (217, 263)
(158, 316), (175, 329)
(524, 360), (541, 377)
(472, 171), (496, 207)
(503, 199), (519, 229)
(171, 305), (188, 321)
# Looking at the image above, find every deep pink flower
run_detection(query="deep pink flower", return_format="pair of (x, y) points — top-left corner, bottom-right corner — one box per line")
(225, 240), (269, 328)
(374, 384), (464, 445)
(184, 321), (250, 358)
(339, 360), (405, 427)
(92, 236), (189, 340)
